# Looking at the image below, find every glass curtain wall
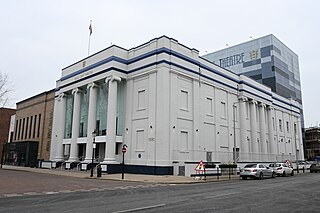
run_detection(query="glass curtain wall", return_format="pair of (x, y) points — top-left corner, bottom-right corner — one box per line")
(64, 94), (74, 139)
(79, 89), (89, 137)
(116, 80), (126, 136)
(96, 83), (108, 136)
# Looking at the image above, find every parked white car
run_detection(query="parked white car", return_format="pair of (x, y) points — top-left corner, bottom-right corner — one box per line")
(240, 163), (275, 180)
(269, 163), (294, 177)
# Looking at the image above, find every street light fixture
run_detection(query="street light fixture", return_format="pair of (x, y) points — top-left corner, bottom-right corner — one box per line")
(90, 130), (97, 177)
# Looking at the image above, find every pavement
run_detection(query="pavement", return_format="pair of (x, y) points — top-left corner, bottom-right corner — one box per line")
(0, 165), (240, 184)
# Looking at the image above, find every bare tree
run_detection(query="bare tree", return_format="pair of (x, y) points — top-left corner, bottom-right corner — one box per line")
(0, 72), (12, 107)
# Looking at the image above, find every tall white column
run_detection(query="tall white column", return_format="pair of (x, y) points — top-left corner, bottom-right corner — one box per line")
(259, 103), (267, 157)
(104, 76), (121, 163)
(267, 106), (276, 157)
(239, 97), (248, 156)
(50, 93), (66, 161)
(69, 88), (81, 162)
(85, 83), (98, 162)
(250, 100), (258, 158)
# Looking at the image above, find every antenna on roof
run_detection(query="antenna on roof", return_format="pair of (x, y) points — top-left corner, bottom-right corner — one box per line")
(250, 36), (254, 40)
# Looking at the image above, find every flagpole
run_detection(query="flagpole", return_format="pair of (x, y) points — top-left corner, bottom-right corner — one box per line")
(88, 20), (92, 56)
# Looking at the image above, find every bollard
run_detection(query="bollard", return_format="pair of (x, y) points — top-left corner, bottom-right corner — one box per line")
(97, 165), (102, 177)
(303, 166), (305, 173)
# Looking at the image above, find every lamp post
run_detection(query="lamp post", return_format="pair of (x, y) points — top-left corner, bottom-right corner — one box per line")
(90, 130), (97, 177)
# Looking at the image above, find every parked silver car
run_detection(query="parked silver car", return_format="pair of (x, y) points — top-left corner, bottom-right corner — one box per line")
(240, 164), (275, 180)
(269, 163), (294, 177)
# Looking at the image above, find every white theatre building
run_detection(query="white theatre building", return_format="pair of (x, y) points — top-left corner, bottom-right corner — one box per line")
(50, 36), (304, 175)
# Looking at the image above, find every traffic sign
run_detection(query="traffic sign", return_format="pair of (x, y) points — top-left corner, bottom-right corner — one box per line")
(122, 147), (127, 153)
(195, 160), (205, 171)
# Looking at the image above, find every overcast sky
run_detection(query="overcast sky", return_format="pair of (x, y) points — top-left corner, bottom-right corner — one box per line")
(1, 0), (319, 127)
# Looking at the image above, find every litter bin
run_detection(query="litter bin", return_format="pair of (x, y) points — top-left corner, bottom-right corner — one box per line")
(97, 165), (102, 177)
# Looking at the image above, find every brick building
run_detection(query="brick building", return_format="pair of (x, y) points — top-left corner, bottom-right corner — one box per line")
(0, 107), (16, 162)
(305, 127), (320, 160)
(4, 90), (54, 166)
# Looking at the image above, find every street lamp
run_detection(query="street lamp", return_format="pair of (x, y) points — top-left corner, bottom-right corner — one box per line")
(90, 130), (97, 177)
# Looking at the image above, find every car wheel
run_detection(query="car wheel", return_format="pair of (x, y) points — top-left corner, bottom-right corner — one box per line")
(282, 171), (286, 177)
(259, 173), (264, 180)
(272, 172), (275, 178)
(241, 176), (247, 180)
(291, 171), (294, 176)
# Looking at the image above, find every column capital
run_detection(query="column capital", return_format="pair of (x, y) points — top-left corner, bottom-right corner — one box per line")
(259, 103), (266, 108)
(57, 93), (66, 101)
(250, 100), (258, 105)
(238, 96), (248, 102)
(72, 88), (82, 95)
(267, 105), (274, 110)
(105, 75), (121, 83)
(87, 82), (98, 89)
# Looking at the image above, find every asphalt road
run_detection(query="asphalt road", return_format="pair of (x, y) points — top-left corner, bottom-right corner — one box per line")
(0, 170), (319, 213)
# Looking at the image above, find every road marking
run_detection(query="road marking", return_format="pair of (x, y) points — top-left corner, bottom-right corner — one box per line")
(44, 191), (59, 195)
(112, 204), (166, 213)
(3, 194), (23, 197)
(23, 192), (42, 196)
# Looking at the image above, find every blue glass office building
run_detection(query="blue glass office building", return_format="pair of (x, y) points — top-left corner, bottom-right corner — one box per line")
(203, 34), (302, 105)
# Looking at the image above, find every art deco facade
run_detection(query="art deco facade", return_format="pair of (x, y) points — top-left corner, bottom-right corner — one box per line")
(4, 90), (54, 167)
(50, 36), (304, 175)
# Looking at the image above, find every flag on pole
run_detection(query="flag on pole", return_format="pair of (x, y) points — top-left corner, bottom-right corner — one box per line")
(89, 20), (92, 36)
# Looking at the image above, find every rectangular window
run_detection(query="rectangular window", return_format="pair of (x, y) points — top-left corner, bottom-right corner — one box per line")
(179, 131), (188, 151)
(25, 117), (29, 139)
(21, 118), (25, 140)
(136, 129), (144, 150)
(18, 119), (22, 140)
(180, 90), (189, 111)
(294, 123), (297, 133)
(272, 117), (275, 130)
(14, 120), (18, 141)
(138, 89), (146, 110)
(79, 123), (84, 137)
(29, 116), (33, 139)
(221, 102), (226, 119)
(206, 97), (213, 116)
(33, 115), (37, 138)
(37, 114), (41, 138)
(279, 119), (282, 132)
(286, 121), (289, 133)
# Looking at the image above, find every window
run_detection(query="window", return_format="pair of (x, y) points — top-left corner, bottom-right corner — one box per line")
(33, 115), (37, 138)
(29, 116), (33, 139)
(286, 121), (289, 133)
(206, 97), (213, 116)
(180, 90), (189, 111)
(179, 131), (188, 151)
(272, 117), (275, 130)
(21, 118), (25, 140)
(136, 129), (144, 150)
(279, 119), (282, 132)
(221, 102), (226, 119)
(25, 117), (29, 139)
(37, 114), (41, 138)
(138, 89), (146, 110)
